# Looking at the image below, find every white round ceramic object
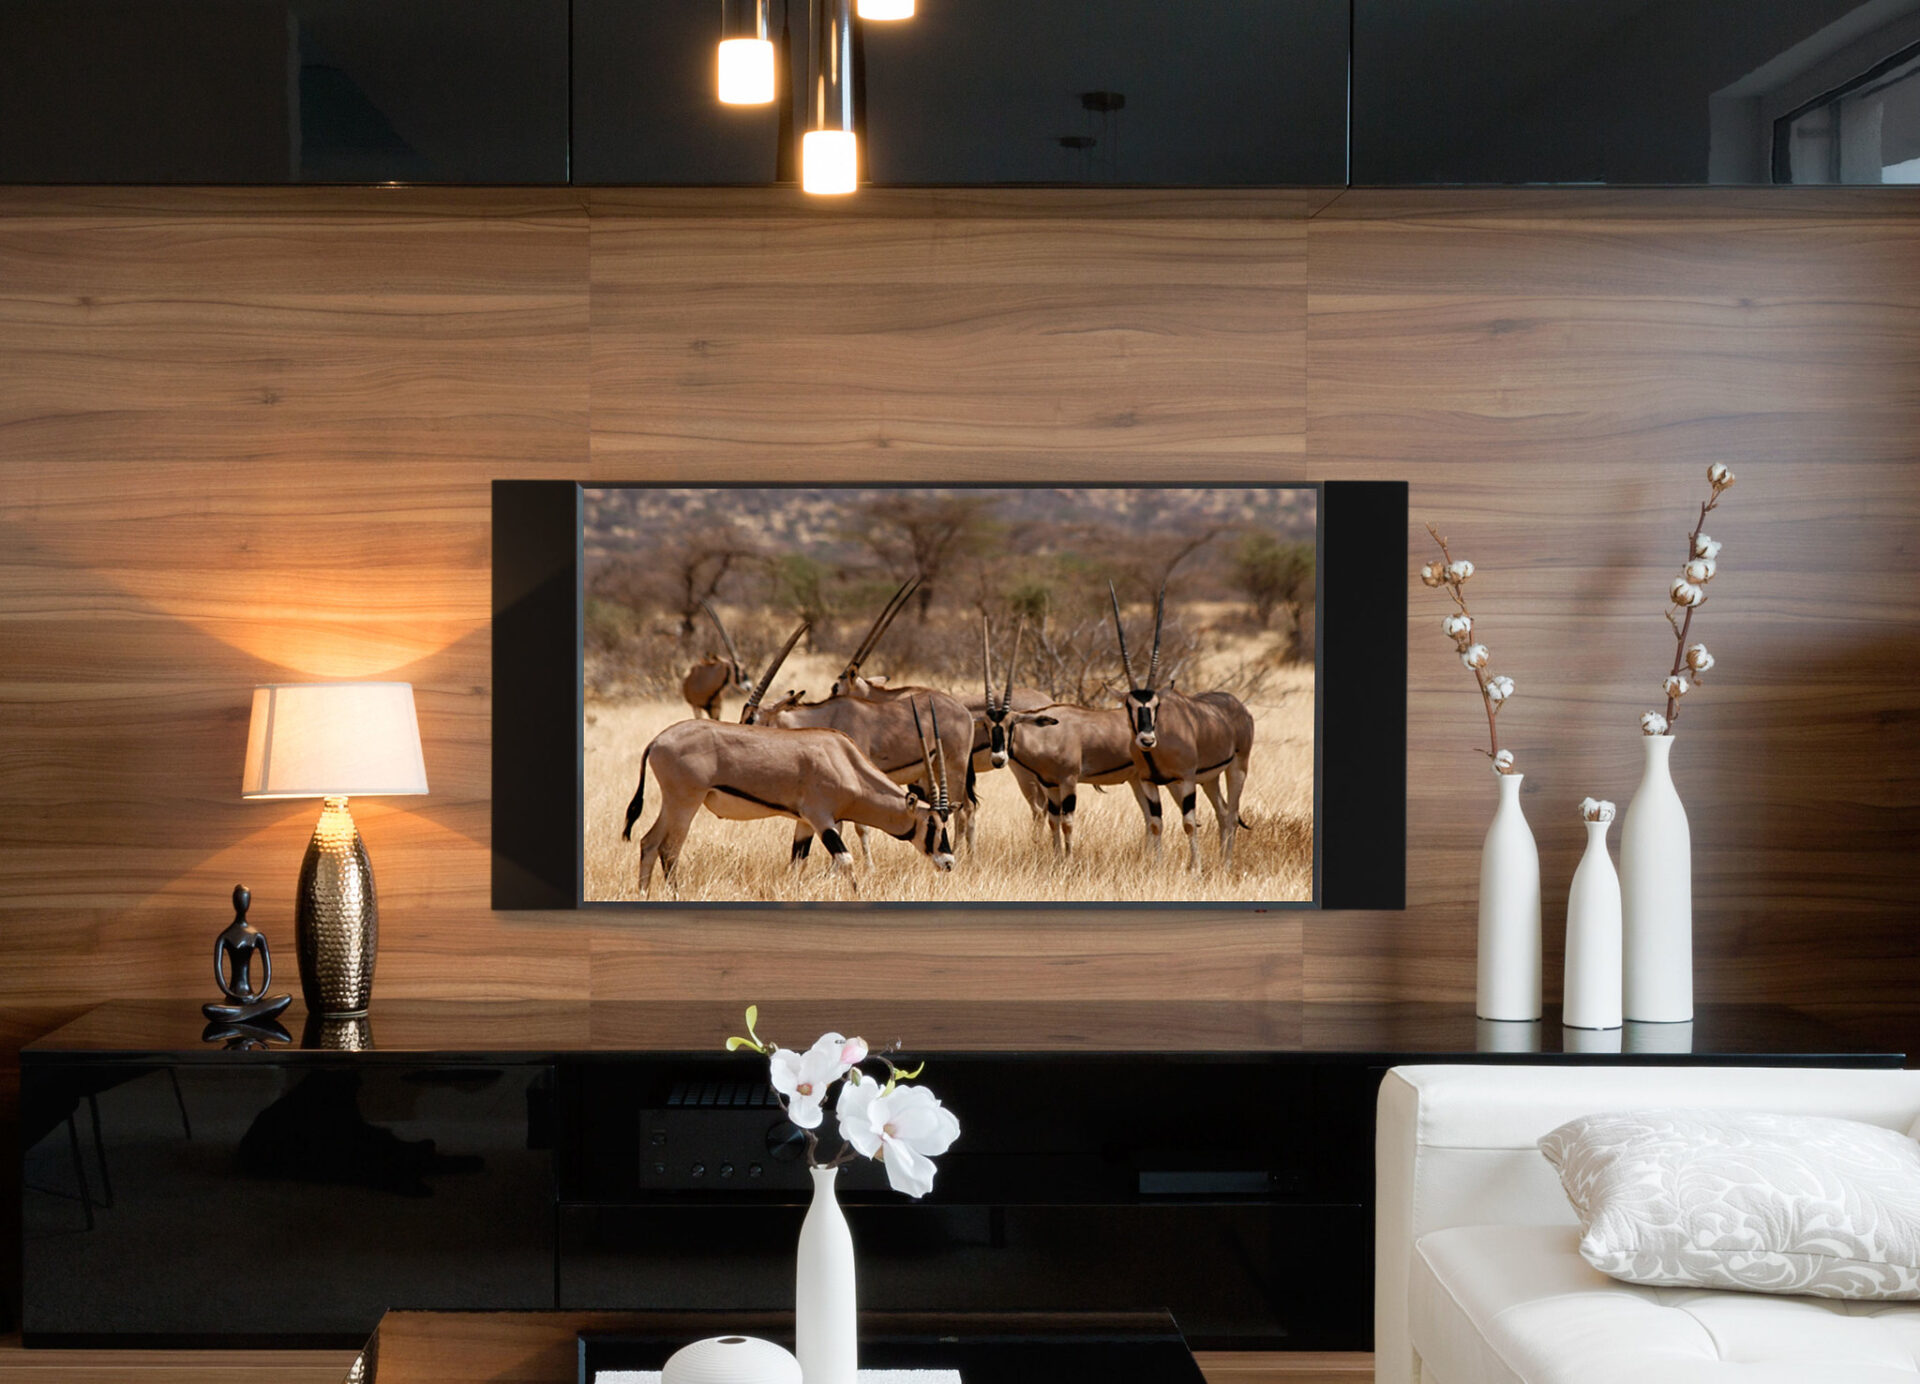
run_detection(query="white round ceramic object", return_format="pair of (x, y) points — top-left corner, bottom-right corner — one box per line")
(660, 1335), (802, 1384)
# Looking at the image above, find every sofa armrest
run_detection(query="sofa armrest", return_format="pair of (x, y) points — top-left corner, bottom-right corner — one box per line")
(1372, 1063), (1920, 1384)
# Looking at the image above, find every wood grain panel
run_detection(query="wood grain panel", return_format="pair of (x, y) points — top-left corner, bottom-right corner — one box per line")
(588, 202), (1305, 457)
(1306, 193), (1920, 1012)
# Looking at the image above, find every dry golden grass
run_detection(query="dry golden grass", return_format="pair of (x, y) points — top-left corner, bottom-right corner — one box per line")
(584, 645), (1312, 906)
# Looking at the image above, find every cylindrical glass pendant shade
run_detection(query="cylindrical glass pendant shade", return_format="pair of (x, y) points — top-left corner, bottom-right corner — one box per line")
(718, 0), (775, 104)
(857, 0), (913, 17)
(805, 0), (857, 194)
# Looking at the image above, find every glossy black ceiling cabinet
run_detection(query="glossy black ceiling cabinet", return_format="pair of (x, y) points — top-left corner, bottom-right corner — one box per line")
(1352, 0), (1920, 185)
(0, 0), (570, 183)
(573, 0), (1350, 186)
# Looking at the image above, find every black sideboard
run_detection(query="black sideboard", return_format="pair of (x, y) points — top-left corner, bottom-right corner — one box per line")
(19, 999), (1901, 1350)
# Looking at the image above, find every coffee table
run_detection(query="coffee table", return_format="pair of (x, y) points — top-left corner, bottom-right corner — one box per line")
(346, 1310), (1207, 1383)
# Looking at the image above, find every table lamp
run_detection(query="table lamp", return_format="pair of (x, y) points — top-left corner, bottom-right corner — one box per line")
(241, 682), (427, 1018)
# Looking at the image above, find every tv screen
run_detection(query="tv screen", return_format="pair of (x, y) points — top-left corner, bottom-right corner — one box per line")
(490, 479), (1404, 912)
(582, 485), (1316, 906)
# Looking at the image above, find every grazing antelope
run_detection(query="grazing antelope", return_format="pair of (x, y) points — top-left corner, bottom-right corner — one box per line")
(1003, 703), (1160, 855)
(740, 616), (977, 862)
(680, 600), (750, 719)
(963, 617), (1053, 819)
(620, 688), (955, 899)
(1108, 581), (1255, 871)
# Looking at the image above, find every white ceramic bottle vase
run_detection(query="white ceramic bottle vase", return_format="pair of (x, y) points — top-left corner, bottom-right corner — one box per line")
(1620, 734), (1693, 1023)
(1477, 771), (1542, 1021)
(795, 1166), (857, 1384)
(1563, 816), (1622, 1030)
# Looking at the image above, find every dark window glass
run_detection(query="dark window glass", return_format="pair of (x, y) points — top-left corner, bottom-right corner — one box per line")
(0, 0), (570, 184)
(1352, 0), (1914, 185)
(575, 0), (1349, 186)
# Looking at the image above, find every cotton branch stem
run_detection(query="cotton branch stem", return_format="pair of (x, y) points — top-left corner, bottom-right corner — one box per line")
(1426, 524), (1504, 768)
(1662, 492), (1720, 728)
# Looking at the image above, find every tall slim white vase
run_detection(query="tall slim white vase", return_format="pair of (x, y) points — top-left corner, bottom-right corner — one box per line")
(1477, 771), (1542, 1021)
(1621, 734), (1692, 1023)
(1563, 817), (1622, 1030)
(796, 1166), (857, 1384)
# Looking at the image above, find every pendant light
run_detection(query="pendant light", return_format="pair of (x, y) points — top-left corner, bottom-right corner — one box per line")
(856, 0), (913, 17)
(718, 0), (776, 105)
(802, 0), (857, 195)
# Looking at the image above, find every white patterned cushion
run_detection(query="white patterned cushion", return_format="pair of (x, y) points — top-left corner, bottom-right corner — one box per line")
(1539, 1109), (1920, 1300)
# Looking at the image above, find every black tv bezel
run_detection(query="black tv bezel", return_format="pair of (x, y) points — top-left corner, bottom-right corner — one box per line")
(491, 479), (1404, 912)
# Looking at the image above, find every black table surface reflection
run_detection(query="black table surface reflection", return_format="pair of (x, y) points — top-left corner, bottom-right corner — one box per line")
(352, 1310), (1207, 1384)
(26, 998), (1901, 1065)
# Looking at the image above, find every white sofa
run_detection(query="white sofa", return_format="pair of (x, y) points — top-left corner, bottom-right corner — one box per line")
(1375, 1064), (1920, 1384)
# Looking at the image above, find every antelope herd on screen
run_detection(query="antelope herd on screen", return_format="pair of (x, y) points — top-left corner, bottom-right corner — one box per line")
(620, 578), (1257, 897)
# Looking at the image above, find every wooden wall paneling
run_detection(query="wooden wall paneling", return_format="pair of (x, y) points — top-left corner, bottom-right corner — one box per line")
(0, 182), (1915, 1066)
(1302, 192), (1920, 1010)
(0, 191), (594, 1013)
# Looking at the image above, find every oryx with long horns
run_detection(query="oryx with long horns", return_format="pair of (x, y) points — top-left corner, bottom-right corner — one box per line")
(1003, 703), (1159, 855)
(963, 616), (1055, 820)
(620, 630), (956, 897)
(741, 611), (977, 863)
(680, 599), (750, 719)
(1108, 580), (1255, 871)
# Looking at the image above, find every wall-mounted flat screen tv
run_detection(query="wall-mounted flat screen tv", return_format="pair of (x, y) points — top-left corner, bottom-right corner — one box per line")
(491, 480), (1405, 912)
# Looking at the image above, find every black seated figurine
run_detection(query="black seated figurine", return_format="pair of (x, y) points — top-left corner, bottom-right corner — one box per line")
(202, 884), (292, 1026)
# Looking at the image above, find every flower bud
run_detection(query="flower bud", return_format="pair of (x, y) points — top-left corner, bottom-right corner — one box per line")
(1664, 674), (1690, 698)
(1640, 710), (1669, 735)
(1684, 558), (1716, 584)
(1685, 643), (1714, 674)
(1460, 643), (1489, 670)
(1444, 559), (1474, 583)
(1707, 462), (1736, 491)
(1580, 797), (1615, 823)
(1669, 577), (1705, 607)
(1419, 561), (1445, 588)
(1693, 534), (1721, 560)
(1493, 749), (1515, 774)
(1443, 614), (1472, 638)
(1486, 674), (1515, 703)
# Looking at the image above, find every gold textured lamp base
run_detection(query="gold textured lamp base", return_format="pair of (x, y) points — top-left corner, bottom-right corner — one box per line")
(296, 795), (378, 1018)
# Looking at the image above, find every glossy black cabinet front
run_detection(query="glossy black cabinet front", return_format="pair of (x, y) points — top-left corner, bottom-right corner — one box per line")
(21, 1062), (555, 1343)
(0, 0), (570, 184)
(1352, 0), (1920, 185)
(573, 0), (1350, 186)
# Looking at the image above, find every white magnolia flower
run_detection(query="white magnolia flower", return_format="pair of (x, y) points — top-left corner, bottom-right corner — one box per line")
(1664, 674), (1690, 698)
(1693, 534), (1721, 560)
(1684, 558), (1716, 584)
(1485, 674), (1515, 703)
(1580, 797), (1616, 823)
(1444, 559), (1474, 583)
(1707, 462), (1736, 492)
(1685, 643), (1715, 674)
(836, 1079), (961, 1199)
(1669, 577), (1705, 608)
(769, 1032), (862, 1130)
(1419, 561), (1446, 588)
(1492, 748), (1515, 774)
(1640, 710), (1669, 735)
(1443, 614), (1472, 638)
(1460, 643), (1489, 670)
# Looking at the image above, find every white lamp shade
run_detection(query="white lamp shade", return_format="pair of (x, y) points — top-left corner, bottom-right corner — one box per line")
(717, 38), (776, 104)
(801, 129), (858, 195)
(857, 0), (914, 17)
(241, 682), (428, 799)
